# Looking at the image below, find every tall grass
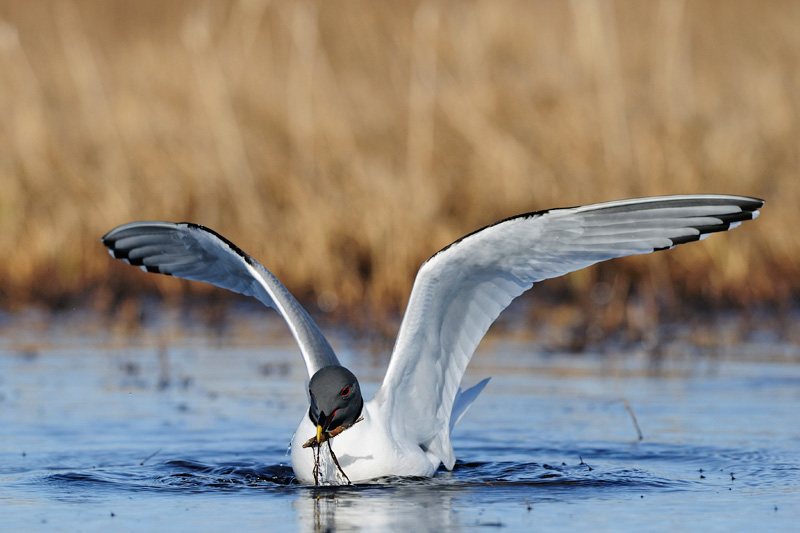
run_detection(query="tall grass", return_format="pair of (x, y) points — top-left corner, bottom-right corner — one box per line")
(0, 0), (795, 325)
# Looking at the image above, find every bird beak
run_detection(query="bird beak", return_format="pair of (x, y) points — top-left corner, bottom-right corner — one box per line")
(318, 409), (339, 436)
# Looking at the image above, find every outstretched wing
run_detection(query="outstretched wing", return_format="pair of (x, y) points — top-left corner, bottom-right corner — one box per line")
(102, 221), (339, 377)
(374, 194), (763, 468)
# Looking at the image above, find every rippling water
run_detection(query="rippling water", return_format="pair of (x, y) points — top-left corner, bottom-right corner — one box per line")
(1, 309), (798, 531)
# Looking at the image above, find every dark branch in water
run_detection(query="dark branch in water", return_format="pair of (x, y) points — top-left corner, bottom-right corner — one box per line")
(621, 398), (644, 441)
(140, 448), (162, 466)
(327, 440), (351, 485)
(303, 417), (364, 485)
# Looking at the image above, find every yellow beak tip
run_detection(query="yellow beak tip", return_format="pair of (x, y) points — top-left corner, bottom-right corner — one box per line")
(316, 425), (323, 442)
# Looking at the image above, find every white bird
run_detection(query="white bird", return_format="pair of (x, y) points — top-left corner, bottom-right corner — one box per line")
(102, 194), (763, 485)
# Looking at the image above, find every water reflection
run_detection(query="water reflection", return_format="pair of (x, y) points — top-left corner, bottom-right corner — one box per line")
(296, 483), (460, 532)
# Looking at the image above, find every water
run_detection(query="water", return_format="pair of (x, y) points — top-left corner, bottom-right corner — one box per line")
(1, 308), (798, 531)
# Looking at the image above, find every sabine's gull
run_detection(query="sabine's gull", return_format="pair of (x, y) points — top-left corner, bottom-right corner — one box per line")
(102, 194), (763, 484)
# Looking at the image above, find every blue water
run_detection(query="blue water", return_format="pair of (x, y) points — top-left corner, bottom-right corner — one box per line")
(1, 309), (798, 531)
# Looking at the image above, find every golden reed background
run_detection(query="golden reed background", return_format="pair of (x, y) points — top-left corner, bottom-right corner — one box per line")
(0, 0), (797, 324)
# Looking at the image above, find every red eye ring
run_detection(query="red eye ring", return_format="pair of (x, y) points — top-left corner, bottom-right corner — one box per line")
(340, 386), (351, 397)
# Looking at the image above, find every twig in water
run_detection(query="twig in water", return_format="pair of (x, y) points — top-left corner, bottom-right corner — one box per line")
(312, 444), (321, 486)
(303, 417), (363, 485)
(621, 398), (644, 441)
(327, 440), (351, 485)
(140, 448), (162, 466)
(522, 497), (532, 511)
(579, 455), (592, 471)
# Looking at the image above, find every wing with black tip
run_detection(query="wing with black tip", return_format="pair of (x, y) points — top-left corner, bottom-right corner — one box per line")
(102, 221), (339, 377)
(376, 194), (763, 469)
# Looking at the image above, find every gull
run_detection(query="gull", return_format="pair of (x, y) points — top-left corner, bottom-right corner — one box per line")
(102, 194), (763, 484)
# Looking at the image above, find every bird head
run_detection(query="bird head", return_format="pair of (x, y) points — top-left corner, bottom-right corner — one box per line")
(308, 365), (364, 440)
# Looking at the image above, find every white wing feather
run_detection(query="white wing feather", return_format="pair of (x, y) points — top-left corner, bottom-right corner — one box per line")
(375, 194), (763, 468)
(102, 221), (339, 377)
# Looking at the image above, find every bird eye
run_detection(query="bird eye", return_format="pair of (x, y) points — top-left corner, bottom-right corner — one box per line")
(340, 386), (351, 397)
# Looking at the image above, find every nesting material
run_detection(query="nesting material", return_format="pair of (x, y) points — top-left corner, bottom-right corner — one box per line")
(302, 417), (364, 485)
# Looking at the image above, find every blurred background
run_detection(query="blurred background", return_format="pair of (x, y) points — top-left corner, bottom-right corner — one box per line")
(0, 0), (797, 335)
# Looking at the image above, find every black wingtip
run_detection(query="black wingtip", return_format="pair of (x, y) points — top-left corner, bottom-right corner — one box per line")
(654, 195), (764, 251)
(591, 195), (764, 216)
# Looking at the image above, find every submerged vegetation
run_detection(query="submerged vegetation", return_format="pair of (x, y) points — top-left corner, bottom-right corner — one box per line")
(0, 1), (796, 326)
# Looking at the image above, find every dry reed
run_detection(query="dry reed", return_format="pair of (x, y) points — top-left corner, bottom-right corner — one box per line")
(0, 0), (796, 328)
